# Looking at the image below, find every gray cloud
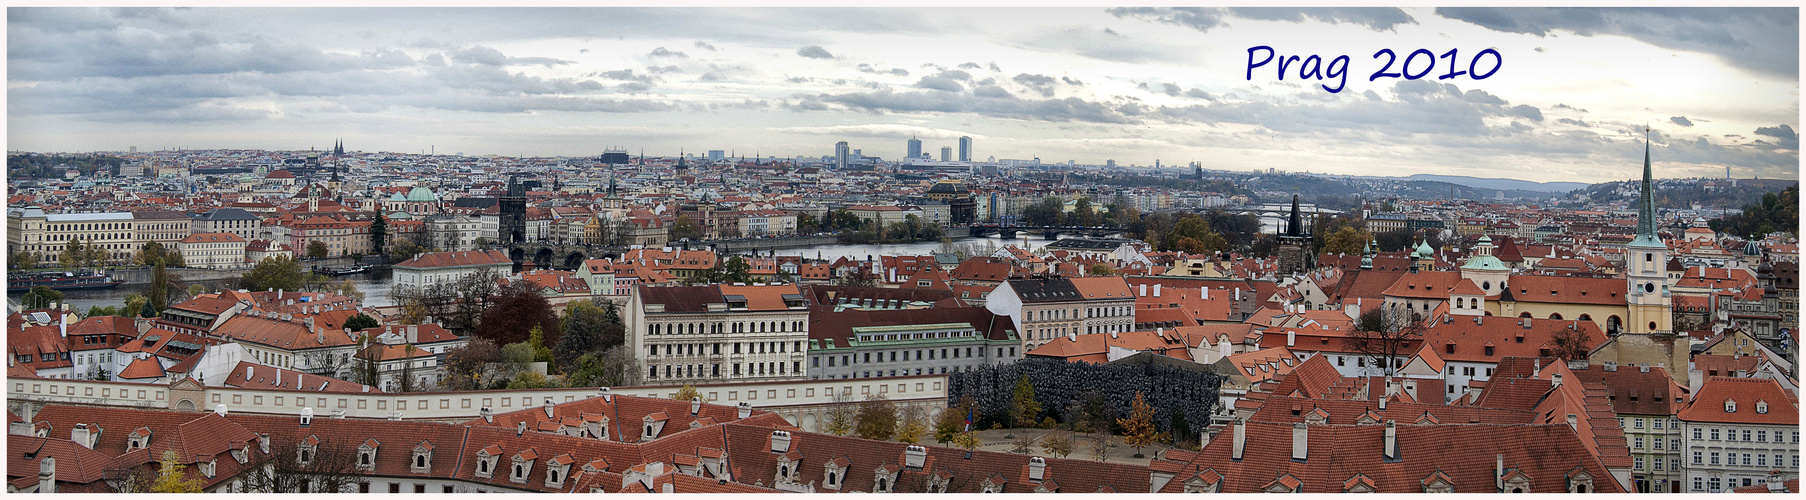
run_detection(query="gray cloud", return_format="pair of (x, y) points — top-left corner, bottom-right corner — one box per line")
(646, 65), (682, 74)
(1558, 118), (1593, 127)
(596, 68), (658, 83)
(1226, 7), (1417, 31)
(1508, 105), (1543, 121)
(796, 45), (834, 59)
(1061, 76), (1083, 86)
(915, 75), (964, 92)
(648, 47), (686, 58)
(958, 62), (983, 70)
(857, 64), (908, 77)
(1106, 7), (1225, 32)
(1553, 103), (1589, 113)
(1013, 73), (1058, 97)
(1755, 124), (1798, 149)
(797, 88), (1135, 124)
(693, 40), (716, 51)
(1670, 116), (1693, 127)
(1435, 7), (1798, 78)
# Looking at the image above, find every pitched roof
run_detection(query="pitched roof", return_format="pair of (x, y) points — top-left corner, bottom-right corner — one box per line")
(1678, 376), (1798, 425)
(394, 249), (512, 270)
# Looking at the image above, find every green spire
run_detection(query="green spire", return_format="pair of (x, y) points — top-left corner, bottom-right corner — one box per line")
(1630, 128), (1666, 249)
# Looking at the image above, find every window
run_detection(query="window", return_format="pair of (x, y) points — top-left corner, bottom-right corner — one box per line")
(1709, 451), (1719, 465)
(1654, 419), (1663, 429)
(1758, 454), (1766, 466)
(1709, 478), (1720, 492)
(1634, 436), (1643, 449)
(390, 483), (401, 494)
(1757, 431), (1766, 442)
(1694, 428), (1703, 440)
(1693, 451), (1702, 465)
(1743, 430), (1751, 441)
(1634, 457), (1644, 470)
(1634, 419), (1644, 429)
(1711, 428), (1720, 440)
(1693, 477), (1702, 491)
(1654, 457), (1663, 471)
(415, 484), (426, 494)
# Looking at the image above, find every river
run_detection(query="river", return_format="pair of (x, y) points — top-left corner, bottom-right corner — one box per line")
(16, 233), (1099, 312)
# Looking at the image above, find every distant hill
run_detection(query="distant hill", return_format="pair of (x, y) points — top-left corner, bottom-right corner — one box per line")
(1400, 174), (1589, 193)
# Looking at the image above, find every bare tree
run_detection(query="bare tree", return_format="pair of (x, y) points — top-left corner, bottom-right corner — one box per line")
(1086, 431), (1112, 461)
(239, 436), (368, 493)
(1009, 431), (1039, 454)
(822, 389), (856, 436)
(1549, 322), (1594, 361)
(1342, 307), (1426, 377)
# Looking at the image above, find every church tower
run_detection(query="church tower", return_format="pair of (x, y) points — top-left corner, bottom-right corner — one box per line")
(499, 174), (527, 245)
(1626, 132), (1673, 334)
(1276, 194), (1313, 276)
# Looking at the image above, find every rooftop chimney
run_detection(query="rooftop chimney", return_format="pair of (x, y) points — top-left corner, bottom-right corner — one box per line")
(300, 408), (313, 427)
(1027, 457), (1046, 481)
(1496, 454), (1505, 491)
(690, 397), (702, 416)
(71, 424), (92, 450)
(1231, 419), (1247, 461)
(770, 430), (792, 453)
(517, 421), (527, 437)
(215, 404), (228, 416)
(599, 387), (613, 403)
(1286, 330), (1296, 347)
(736, 402), (752, 419)
(38, 457), (54, 494)
(480, 407), (493, 424)
(903, 445), (927, 468)
(1291, 423), (1308, 461)
(543, 398), (555, 418)
(245, 365), (253, 380)
(1382, 420), (1397, 461)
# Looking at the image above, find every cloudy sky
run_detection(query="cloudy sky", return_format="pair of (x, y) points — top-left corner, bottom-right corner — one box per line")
(7, 7), (1799, 183)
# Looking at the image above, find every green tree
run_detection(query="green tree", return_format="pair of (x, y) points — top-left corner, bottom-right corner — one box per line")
(306, 240), (329, 259)
(122, 293), (148, 319)
(370, 211), (388, 255)
(241, 255), (312, 292)
(506, 371), (554, 389)
(854, 394), (899, 441)
(670, 215), (701, 241)
(1117, 391), (1163, 458)
(722, 256), (751, 283)
(58, 237), (85, 269)
(673, 385), (704, 402)
(1089, 263), (1116, 276)
(1322, 226), (1370, 255)
(147, 261), (169, 315)
(186, 284), (207, 301)
(556, 300), (608, 370)
(20, 286), (63, 309)
(823, 391), (856, 436)
(1010, 374), (1043, 428)
(934, 396), (975, 444)
(344, 313), (380, 331)
(389, 238), (425, 262)
(86, 305), (121, 317)
(1041, 430), (1076, 458)
(148, 449), (203, 493)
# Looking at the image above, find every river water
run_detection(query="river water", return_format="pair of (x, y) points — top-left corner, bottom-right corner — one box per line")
(16, 233), (1093, 311)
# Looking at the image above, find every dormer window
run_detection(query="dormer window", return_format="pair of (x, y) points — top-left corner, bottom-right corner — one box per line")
(199, 457), (216, 478)
(1756, 400), (1768, 414)
(545, 454), (573, 488)
(297, 436), (320, 467)
(510, 449), (538, 484)
(356, 438), (380, 471)
(411, 441), (434, 474)
(1725, 399), (1737, 413)
(474, 445), (501, 479)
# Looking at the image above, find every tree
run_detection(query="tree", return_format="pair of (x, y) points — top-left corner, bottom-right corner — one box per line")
(58, 237), (85, 269)
(86, 305), (121, 317)
(325, 279), (365, 303)
(344, 313), (380, 331)
(352, 335), (382, 387)
(10, 246), (38, 270)
(673, 385), (704, 402)
(134, 241), (183, 267)
(565, 345), (642, 388)
(556, 300), (609, 370)
(1086, 430), (1111, 461)
(306, 240), (329, 259)
(147, 261), (168, 315)
(185, 284), (207, 301)
(670, 215), (701, 241)
(1342, 307), (1425, 377)
(854, 394), (899, 441)
(147, 449), (203, 493)
(1117, 391), (1162, 458)
(20, 286), (63, 309)
(1010, 431), (1040, 454)
(440, 338), (502, 391)
(896, 405), (928, 444)
(1549, 323), (1595, 361)
(1010, 374), (1043, 428)
(822, 390), (856, 436)
(122, 293), (148, 319)
(506, 371), (554, 389)
(389, 238), (426, 263)
(237, 436), (367, 493)
(1322, 226), (1370, 255)
(1041, 430), (1076, 458)
(370, 211), (388, 255)
(477, 281), (560, 346)
(950, 431), (980, 451)
(934, 396), (976, 444)
(1089, 263), (1116, 276)
(241, 255), (313, 292)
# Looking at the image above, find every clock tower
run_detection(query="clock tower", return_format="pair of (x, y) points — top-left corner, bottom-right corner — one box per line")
(1625, 133), (1672, 334)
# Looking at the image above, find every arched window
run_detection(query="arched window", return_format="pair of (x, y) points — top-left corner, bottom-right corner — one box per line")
(1519, 312), (1533, 318)
(1607, 316), (1622, 334)
(415, 455), (425, 468)
(1577, 314), (1591, 322)
(1548, 313), (1563, 320)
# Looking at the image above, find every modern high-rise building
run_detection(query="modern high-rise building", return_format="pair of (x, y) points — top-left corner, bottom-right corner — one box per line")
(834, 141), (850, 169)
(707, 150), (725, 162)
(906, 137), (923, 160)
(940, 146), (952, 162)
(958, 136), (972, 161)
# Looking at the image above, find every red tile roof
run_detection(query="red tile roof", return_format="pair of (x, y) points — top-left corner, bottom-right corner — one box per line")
(1678, 376), (1798, 425)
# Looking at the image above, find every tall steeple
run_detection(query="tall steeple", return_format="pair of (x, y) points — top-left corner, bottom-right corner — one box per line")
(1286, 194), (1305, 237)
(1629, 127), (1664, 249)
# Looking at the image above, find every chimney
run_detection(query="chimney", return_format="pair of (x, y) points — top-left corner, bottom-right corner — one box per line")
(1153, 284), (1162, 297)
(59, 312), (66, 338)
(480, 407), (493, 423)
(543, 398), (555, 418)
(517, 421), (527, 437)
(258, 433), (270, 454)
(245, 365), (253, 380)
(599, 387), (613, 403)
(1767, 471), (1787, 493)
(1231, 419), (1246, 460)
(1403, 379), (1418, 400)
(1139, 284), (1147, 297)
(1235, 288), (1241, 301)
(1495, 454), (1505, 491)
(689, 397), (703, 416)
(71, 424), (92, 450)
(1551, 374), (1562, 388)
(1201, 287), (1208, 300)
(1291, 423), (1308, 461)
(736, 402), (752, 419)
(1382, 420), (1397, 460)
(770, 430), (792, 453)
(1027, 457), (1046, 481)
(1378, 397), (1386, 411)
(1199, 428), (1211, 448)
(215, 404), (228, 416)
(903, 445), (927, 468)
(407, 325), (418, 344)
(300, 408), (313, 427)
(38, 457), (54, 494)
(1565, 414), (1577, 430)
(1286, 330), (1295, 347)
(1639, 365), (1649, 373)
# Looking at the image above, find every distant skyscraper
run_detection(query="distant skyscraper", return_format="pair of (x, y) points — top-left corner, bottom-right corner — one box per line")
(906, 136), (923, 160)
(707, 150), (725, 162)
(940, 146), (952, 162)
(834, 141), (850, 169)
(958, 136), (972, 162)
(1106, 159), (1116, 168)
